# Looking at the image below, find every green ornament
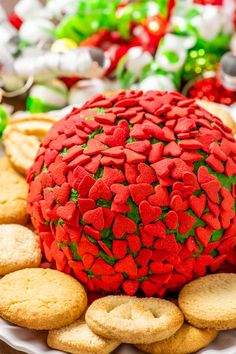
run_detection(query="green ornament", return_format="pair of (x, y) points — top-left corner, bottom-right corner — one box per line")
(0, 106), (8, 138)
(117, 0), (168, 39)
(55, 0), (118, 42)
(183, 48), (220, 82)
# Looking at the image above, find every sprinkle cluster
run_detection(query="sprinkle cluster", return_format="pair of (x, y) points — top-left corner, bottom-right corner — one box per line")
(27, 90), (236, 297)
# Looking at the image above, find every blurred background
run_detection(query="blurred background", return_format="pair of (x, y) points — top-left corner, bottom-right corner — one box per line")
(0, 0), (236, 124)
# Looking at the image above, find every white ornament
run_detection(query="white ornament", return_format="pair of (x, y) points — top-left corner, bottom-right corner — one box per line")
(15, 0), (43, 21)
(155, 34), (190, 72)
(19, 18), (55, 45)
(69, 79), (121, 107)
(126, 47), (153, 77)
(29, 80), (68, 108)
(138, 75), (176, 92)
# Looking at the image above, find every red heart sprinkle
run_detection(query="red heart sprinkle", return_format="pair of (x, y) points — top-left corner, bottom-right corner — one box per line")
(104, 128), (127, 147)
(181, 150), (203, 163)
(57, 201), (77, 222)
(68, 155), (91, 169)
(220, 187), (234, 210)
(127, 234), (141, 252)
(144, 220), (166, 238)
(135, 248), (153, 266)
(102, 167), (125, 186)
(114, 254), (138, 276)
(102, 146), (124, 157)
(95, 112), (116, 124)
(122, 280), (139, 296)
(179, 139), (203, 149)
(150, 261), (173, 274)
(148, 185), (170, 206)
(129, 183), (153, 205)
(89, 179), (112, 200)
(197, 166), (215, 184)
(141, 280), (159, 297)
(225, 157), (236, 177)
(92, 258), (115, 275)
(137, 163), (157, 184)
(124, 163), (139, 184)
(178, 211), (196, 235)
(170, 195), (188, 212)
(189, 194), (206, 218)
(111, 184), (130, 204)
(220, 209), (234, 229)
(148, 142), (163, 163)
(202, 212), (221, 230)
(201, 180), (221, 203)
(151, 159), (174, 178)
(195, 226), (212, 247)
(112, 214), (136, 238)
(139, 201), (161, 225)
(84, 154), (102, 174)
(164, 210), (178, 229)
(124, 148), (146, 164)
(206, 154), (224, 173)
(163, 141), (182, 157)
(126, 140), (151, 155)
(83, 139), (106, 155)
(112, 240), (127, 259)
(78, 198), (96, 214)
(83, 207), (104, 230)
(53, 183), (71, 206)
(78, 175), (95, 197)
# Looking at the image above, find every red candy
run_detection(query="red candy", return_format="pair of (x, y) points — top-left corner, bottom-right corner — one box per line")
(27, 90), (236, 297)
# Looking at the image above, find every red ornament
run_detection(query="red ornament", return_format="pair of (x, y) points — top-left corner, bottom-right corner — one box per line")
(27, 90), (236, 297)
(193, 0), (223, 5)
(8, 13), (23, 30)
(187, 77), (236, 105)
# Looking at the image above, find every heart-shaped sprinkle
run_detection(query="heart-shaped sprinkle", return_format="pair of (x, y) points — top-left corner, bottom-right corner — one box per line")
(201, 180), (221, 203)
(178, 211), (196, 235)
(144, 220), (166, 238)
(124, 149), (146, 164)
(78, 175), (95, 197)
(195, 226), (212, 247)
(111, 184), (130, 205)
(148, 185), (170, 206)
(112, 214), (136, 238)
(137, 163), (157, 184)
(114, 254), (137, 276)
(122, 280), (139, 296)
(189, 194), (206, 218)
(83, 207), (104, 230)
(89, 179), (112, 200)
(112, 240), (127, 259)
(57, 201), (77, 222)
(129, 183), (153, 205)
(83, 139), (106, 155)
(139, 201), (161, 225)
(170, 195), (188, 212)
(104, 128), (127, 147)
(164, 210), (178, 229)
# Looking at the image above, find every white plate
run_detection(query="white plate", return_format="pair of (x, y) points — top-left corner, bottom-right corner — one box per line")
(1, 318), (236, 354)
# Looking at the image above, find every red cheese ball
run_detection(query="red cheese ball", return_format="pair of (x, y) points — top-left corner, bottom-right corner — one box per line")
(27, 90), (236, 297)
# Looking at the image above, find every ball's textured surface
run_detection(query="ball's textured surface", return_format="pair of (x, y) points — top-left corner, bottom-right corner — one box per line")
(27, 90), (236, 297)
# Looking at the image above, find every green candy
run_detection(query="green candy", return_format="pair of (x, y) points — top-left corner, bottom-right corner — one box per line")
(55, 0), (169, 42)
(0, 106), (8, 138)
(183, 48), (221, 82)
